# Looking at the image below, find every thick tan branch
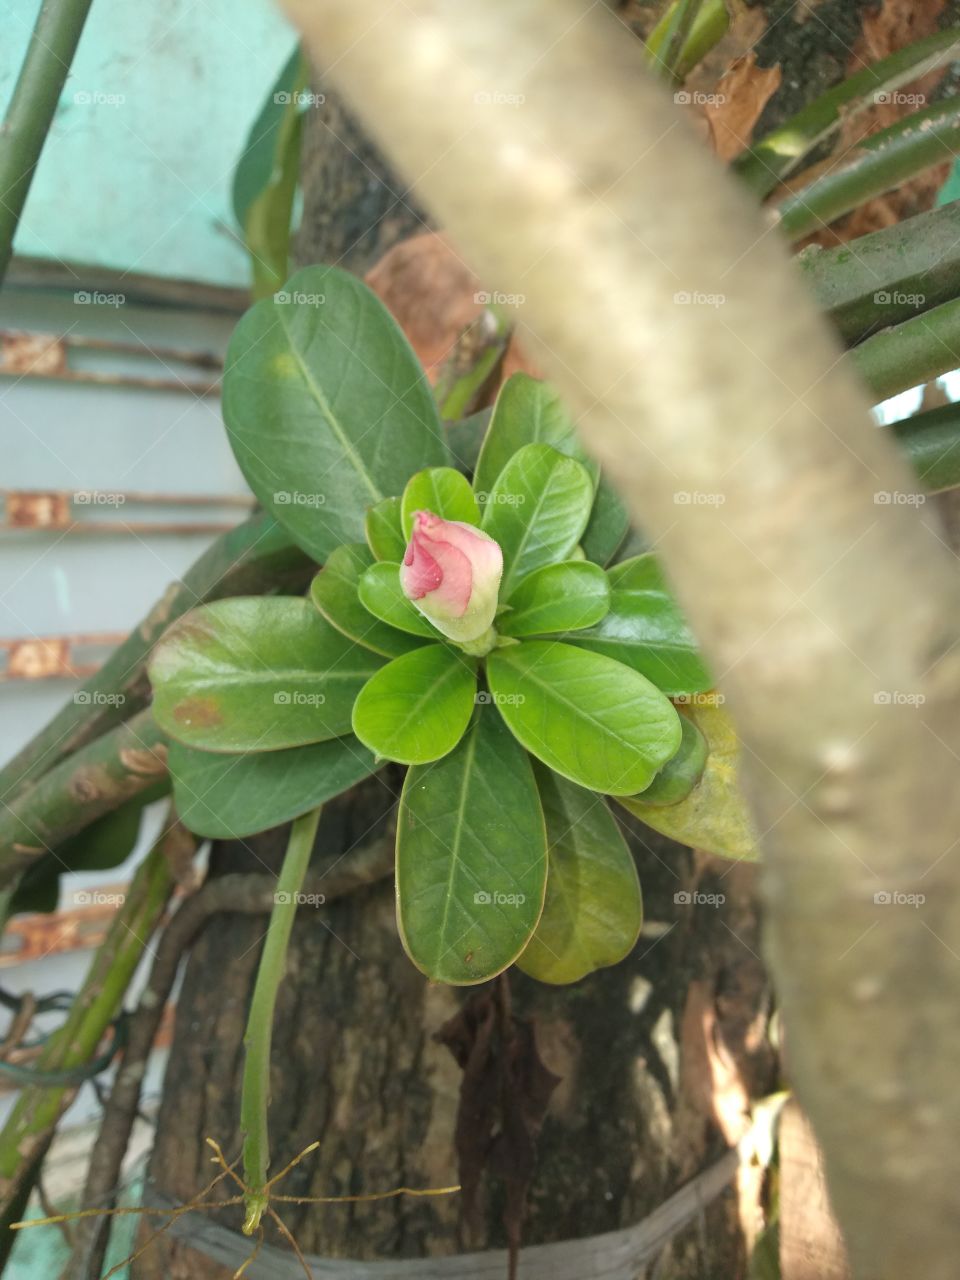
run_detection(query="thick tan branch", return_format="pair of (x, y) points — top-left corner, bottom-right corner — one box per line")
(281, 2), (960, 1275)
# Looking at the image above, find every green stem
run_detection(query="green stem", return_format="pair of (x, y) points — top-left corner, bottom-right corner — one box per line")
(0, 512), (310, 806)
(851, 296), (960, 403)
(240, 806), (322, 1232)
(892, 402), (960, 493)
(645, 0), (729, 84)
(797, 201), (960, 346)
(776, 97), (960, 243)
(0, 709), (166, 891)
(0, 0), (95, 282)
(0, 819), (181, 1212)
(733, 27), (960, 199)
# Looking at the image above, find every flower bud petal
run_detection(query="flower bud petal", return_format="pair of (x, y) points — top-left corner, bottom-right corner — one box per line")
(400, 510), (502, 643)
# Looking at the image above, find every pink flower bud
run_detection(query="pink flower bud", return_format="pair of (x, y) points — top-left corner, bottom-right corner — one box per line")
(400, 510), (503, 644)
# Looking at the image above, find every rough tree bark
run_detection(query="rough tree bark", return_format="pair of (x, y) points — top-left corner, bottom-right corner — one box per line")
(133, 21), (784, 1278)
(138, 800), (772, 1278)
(272, 3), (960, 1279)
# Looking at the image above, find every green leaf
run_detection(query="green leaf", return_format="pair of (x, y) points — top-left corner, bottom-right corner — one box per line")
(351, 644), (477, 764)
(617, 700), (757, 860)
(358, 561), (442, 638)
(365, 496), (407, 562)
(630, 710), (707, 806)
(8, 782), (170, 916)
(310, 544), (426, 658)
(232, 46), (301, 230)
(396, 705), (547, 984)
(570, 553), (712, 695)
(401, 466), (481, 536)
(446, 407), (492, 475)
(581, 481), (630, 566)
(481, 444), (594, 598)
(169, 737), (377, 839)
(487, 641), (681, 795)
(150, 597), (384, 753)
(473, 372), (596, 498)
(498, 561), (610, 637)
(517, 766), (642, 984)
(236, 50), (307, 300)
(223, 265), (447, 562)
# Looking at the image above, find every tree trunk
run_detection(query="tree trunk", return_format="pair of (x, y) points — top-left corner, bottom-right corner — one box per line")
(136, 5), (926, 1272)
(136, 793), (773, 1278)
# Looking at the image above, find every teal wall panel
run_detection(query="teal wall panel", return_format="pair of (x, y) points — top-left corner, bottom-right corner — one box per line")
(0, 0), (296, 286)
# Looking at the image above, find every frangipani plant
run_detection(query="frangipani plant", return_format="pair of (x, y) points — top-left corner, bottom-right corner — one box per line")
(149, 264), (754, 987)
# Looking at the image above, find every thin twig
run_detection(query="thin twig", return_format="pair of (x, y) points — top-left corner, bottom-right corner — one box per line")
(69, 835), (394, 1279)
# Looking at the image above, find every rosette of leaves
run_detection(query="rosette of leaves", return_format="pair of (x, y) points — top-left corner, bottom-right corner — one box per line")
(149, 265), (754, 988)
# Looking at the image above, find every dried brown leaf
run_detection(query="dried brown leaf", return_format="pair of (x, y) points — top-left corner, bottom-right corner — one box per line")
(705, 53), (782, 162)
